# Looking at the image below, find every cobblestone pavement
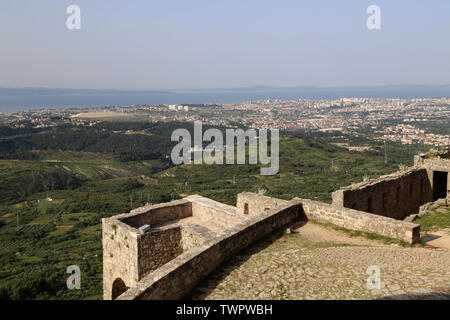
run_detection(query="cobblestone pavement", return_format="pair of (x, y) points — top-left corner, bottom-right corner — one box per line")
(190, 223), (450, 300)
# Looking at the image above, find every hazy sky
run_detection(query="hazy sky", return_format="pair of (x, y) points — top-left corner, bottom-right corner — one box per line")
(1, 0), (450, 90)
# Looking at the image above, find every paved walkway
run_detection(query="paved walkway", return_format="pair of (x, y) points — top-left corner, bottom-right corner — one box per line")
(190, 222), (450, 300)
(421, 228), (450, 250)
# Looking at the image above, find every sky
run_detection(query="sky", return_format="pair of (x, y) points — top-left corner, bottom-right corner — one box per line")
(0, 0), (450, 90)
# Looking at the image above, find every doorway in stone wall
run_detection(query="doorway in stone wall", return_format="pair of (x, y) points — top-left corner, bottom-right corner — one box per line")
(112, 278), (128, 300)
(433, 171), (448, 201)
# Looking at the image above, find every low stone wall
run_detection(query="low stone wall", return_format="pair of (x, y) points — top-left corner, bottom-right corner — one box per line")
(137, 226), (183, 277)
(117, 201), (305, 300)
(121, 199), (192, 229)
(332, 168), (432, 220)
(295, 198), (420, 243)
(236, 192), (290, 216)
(187, 195), (247, 228)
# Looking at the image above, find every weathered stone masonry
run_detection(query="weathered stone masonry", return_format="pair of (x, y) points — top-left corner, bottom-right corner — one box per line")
(117, 201), (305, 300)
(104, 193), (420, 300)
(103, 195), (252, 300)
(415, 155), (450, 201)
(103, 154), (450, 300)
(103, 199), (194, 299)
(297, 198), (420, 243)
(236, 192), (290, 216)
(332, 155), (450, 220)
(332, 168), (432, 220)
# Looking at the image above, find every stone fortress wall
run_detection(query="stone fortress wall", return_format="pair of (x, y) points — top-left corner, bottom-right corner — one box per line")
(332, 154), (450, 220)
(117, 201), (304, 300)
(103, 154), (450, 300)
(236, 192), (290, 216)
(332, 168), (432, 220)
(104, 193), (419, 300)
(103, 199), (192, 300)
(103, 195), (256, 299)
(298, 197), (420, 243)
(416, 155), (450, 200)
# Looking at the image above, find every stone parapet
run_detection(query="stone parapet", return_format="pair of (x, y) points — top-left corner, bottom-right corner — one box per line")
(186, 195), (246, 228)
(332, 168), (432, 219)
(236, 192), (290, 216)
(117, 201), (305, 300)
(295, 197), (420, 244)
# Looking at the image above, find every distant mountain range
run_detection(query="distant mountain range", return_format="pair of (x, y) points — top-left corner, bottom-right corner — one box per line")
(1, 85), (450, 112)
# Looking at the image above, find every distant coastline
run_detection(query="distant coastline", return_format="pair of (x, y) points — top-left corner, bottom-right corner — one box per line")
(1, 85), (450, 112)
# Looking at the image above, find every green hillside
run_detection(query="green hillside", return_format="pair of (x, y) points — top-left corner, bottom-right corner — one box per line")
(150, 135), (420, 205)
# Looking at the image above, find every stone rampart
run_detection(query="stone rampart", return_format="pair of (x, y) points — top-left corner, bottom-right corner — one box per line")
(121, 199), (192, 229)
(236, 192), (290, 216)
(103, 195), (250, 300)
(104, 189), (424, 300)
(186, 195), (247, 228)
(103, 199), (194, 299)
(416, 157), (450, 199)
(332, 168), (432, 219)
(137, 226), (183, 277)
(295, 197), (420, 243)
(117, 201), (305, 300)
(416, 156), (450, 173)
(102, 218), (140, 300)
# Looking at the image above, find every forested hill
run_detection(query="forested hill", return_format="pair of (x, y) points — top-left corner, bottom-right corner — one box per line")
(0, 122), (190, 161)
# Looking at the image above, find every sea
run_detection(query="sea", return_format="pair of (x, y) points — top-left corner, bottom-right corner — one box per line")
(1, 85), (450, 112)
